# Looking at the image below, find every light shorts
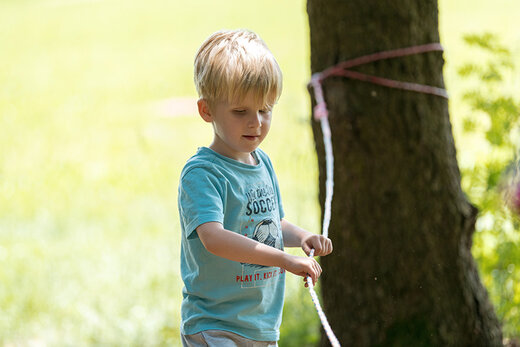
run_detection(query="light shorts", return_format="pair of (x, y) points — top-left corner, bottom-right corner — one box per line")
(181, 329), (278, 347)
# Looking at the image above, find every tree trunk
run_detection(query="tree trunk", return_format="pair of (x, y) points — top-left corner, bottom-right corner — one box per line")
(307, 1), (503, 345)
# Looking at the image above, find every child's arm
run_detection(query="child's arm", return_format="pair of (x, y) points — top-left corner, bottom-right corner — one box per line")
(281, 219), (333, 257)
(196, 222), (322, 284)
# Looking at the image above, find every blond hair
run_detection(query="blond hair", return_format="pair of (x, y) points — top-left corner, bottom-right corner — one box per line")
(194, 29), (283, 109)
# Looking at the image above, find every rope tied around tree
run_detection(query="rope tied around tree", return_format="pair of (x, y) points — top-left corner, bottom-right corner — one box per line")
(305, 43), (449, 347)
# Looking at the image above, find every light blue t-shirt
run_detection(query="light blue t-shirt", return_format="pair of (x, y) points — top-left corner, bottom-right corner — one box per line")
(178, 147), (286, 341)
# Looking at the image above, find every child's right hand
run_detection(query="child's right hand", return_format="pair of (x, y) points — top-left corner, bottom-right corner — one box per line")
(283, 255), (322, 286)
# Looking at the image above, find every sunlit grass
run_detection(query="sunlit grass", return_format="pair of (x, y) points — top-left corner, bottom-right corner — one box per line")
(0, 0), (318, 344)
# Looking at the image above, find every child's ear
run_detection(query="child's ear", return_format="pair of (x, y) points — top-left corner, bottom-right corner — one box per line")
(197, 99), (212, 123)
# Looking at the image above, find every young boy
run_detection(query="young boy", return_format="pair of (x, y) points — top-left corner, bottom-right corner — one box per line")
(178, 29), (333, 346)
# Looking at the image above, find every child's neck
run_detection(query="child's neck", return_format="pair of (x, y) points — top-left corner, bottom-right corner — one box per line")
(209, 143), (257, 166)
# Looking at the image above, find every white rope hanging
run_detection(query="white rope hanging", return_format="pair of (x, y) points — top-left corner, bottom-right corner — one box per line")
(305, 76), (340, 346)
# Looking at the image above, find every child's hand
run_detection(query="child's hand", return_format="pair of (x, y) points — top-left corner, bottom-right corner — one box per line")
(301, 234), (333, 257)
(284, 255), (322, 286)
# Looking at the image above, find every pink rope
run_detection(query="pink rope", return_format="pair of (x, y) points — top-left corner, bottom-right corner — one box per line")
(310, 43), (448, 120)
(319, 43), (444, 78)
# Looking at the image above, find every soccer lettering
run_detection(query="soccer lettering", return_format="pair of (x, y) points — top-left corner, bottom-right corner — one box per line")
(246, 198), (277, 216)
(245, 184), (277, 216)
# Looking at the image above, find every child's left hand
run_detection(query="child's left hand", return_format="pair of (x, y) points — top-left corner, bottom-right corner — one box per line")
(301, 234), (333, 257)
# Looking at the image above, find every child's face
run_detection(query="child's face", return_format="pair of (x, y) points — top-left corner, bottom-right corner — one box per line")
(199, 92), (273, 164)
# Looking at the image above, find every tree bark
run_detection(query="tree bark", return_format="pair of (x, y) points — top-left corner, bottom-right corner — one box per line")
(307, 0), (503, 345)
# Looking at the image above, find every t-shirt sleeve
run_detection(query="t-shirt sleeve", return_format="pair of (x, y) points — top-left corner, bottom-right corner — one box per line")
(178, 167), (225, 239)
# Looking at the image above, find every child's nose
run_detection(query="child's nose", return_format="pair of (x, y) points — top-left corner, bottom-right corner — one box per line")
(248, 112), (262, 128)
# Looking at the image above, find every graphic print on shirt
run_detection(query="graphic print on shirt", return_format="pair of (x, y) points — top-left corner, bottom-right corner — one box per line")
(247, 219), (283, 268)
(237, 182), (284, 288)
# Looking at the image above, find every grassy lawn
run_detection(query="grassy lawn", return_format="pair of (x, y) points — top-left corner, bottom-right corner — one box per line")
(0, 0), (518, 345)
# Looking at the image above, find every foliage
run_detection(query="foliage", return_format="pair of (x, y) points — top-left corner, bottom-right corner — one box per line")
(457, 32), (520, 338)
(279, 277), (321, 347)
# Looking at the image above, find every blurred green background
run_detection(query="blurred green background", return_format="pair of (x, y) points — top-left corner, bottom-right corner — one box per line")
(0, 0), (518, 345)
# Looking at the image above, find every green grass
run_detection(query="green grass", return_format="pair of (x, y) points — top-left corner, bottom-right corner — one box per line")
(1, 0), (519, 345)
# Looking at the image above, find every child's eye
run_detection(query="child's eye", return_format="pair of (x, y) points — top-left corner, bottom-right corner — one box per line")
(233, 110), (246, 114)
